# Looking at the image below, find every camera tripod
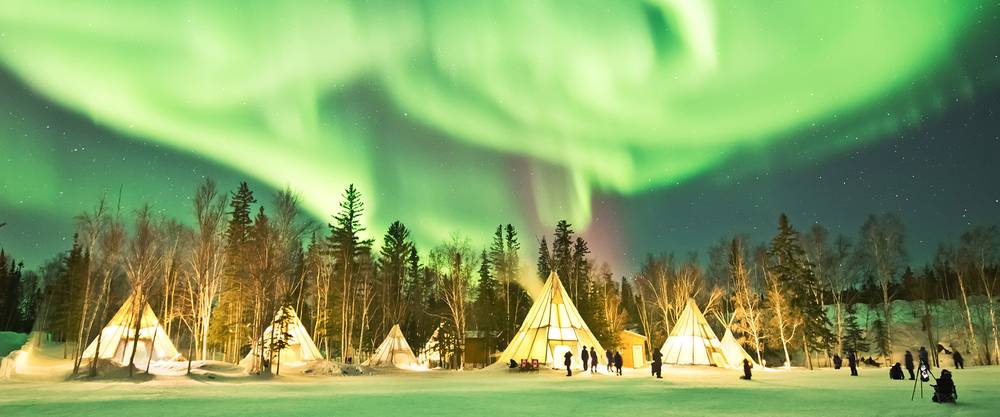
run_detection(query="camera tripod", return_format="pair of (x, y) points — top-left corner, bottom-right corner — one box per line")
(910, 364), (936, 400)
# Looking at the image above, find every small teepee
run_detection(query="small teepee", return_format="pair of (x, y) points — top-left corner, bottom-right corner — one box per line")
(720, 328), (758, 368)
(242, 305), (323, 368)
(494, 272), (604, 369)
(81, 293), (181, 365)
(659, 299), (726, 366)
(364, 324), (419, 368)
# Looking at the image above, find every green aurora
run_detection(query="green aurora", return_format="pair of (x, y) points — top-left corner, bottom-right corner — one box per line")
(0, 0), (996, 267)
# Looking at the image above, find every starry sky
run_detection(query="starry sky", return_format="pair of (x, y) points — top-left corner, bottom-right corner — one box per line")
(1, 1), (998, 273)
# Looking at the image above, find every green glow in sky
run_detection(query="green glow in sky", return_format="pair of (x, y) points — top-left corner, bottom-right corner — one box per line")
(0, 0), (982, 249)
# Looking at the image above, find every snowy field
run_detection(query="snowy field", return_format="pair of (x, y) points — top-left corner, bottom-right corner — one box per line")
(2, 352), (999, 417)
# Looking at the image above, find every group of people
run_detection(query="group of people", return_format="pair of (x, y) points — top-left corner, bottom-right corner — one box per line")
(563, 345), (623, 377)
(835, 345), (960, 404)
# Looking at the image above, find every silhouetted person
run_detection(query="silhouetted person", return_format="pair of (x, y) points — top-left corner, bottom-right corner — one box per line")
(832, 353), (842, 370)
(581, 346), (589, 372)
(740, 358), (753, 380)
(847, 350), (858, 376)
(613, 351), (623, 375)
(889, 363), (904, 380)
(932, 370), (957, 403)
(606, 349), (613, 373)
(590, 347), (598, 374)
(904, 351), (915, 380)
(952, 351), (965, 369)
(509, 359), (518, 369)
(651, 350), (663, 379)
(564, 351), (573, 376)
(919, 346), (930, 368)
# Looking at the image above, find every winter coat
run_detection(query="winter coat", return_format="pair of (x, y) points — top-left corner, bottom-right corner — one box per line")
(613, 352), (623, 367)
(919, 348), (929, 364)
(590, 349), (598, 364)
(564, 351), (573, 366)
(904, 352), (914, 369)
(847, 352), (857, 366)
(652, 350), (663, 364)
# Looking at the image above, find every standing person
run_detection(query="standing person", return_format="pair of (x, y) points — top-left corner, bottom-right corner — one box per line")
(564, 350), (574, 377)
(581, 346), (589, 373)
(741, 358), (753, 380)
(589, 347), (598, 374)
(904, 351), (915, 380)
(952, 351), (965, 369)
(606, 349), (614, 373)
(919, 346), (930, 369)
(613, 351), (623, 376)
(847, 350), (858, 376)
(833, 353), (842, 370)
(651, 349), (663, 379)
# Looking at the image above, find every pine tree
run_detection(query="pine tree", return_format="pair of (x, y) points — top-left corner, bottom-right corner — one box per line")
(474, 250), (502, 351)
(551, 220), (574, 286)
(378, 221), (413, 333)
(215, 181), (256, 362)
(537, 237), (551, 280)
(768, 214), (834, 369)
(327, 184), (373, 361)
(571, 237), (590, 304)
(843, 307), (869, 353)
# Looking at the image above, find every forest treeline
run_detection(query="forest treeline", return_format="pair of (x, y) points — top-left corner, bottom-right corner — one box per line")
(0, 180), (998, 374)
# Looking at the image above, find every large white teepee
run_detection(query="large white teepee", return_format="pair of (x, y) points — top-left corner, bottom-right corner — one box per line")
(494, 272), (604, 369)
(659, 299), (726, 366)
(242, 306), (323, 367)
(720, 328), (759, 368)
(81, 293), (181, 365)
(363, 324), (419, 368)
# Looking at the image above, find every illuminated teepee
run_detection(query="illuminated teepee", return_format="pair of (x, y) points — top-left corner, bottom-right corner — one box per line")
(659, 299), (726, 366)
(241, 305), (323, 367)
(81, 293), (182, 365)
(719, 328), (759, 368)
(494, 272), (605, 369)
(363, 324), (420, 368)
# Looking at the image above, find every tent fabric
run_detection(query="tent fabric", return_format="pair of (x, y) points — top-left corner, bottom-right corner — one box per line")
(720, 328), (759, 368)
(494, 272), (605, 369)
(81, 292), (182, 365)
(659, 299), (727, 366)
(363, 324), (419, 368)
(242, 306), (323, 367)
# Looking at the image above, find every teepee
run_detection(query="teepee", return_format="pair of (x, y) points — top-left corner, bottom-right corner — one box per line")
(242, 306), (323, 368)
(659, 299), (726, 366)
(363, 324), (419, 368)
(494, 272), (604, 369)
(81, 293), (181, 365)
(720, 328), (758, 368)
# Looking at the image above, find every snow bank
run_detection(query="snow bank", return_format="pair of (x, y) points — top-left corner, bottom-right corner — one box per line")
(0, 332), (27, 357)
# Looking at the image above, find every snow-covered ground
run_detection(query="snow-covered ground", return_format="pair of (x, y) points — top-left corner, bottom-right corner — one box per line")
(2, 341), (998, 416)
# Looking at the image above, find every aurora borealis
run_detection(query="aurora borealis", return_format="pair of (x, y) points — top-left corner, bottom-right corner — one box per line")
(1, 1), (998, 270)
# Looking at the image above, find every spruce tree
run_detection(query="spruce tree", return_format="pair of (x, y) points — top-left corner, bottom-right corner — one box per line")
(768, 214), (834, 369)
(474, 250), (502, 351)
(537, 237), (551, 279)
(327, 184), (373, 360)
(843, 307), (869, 353)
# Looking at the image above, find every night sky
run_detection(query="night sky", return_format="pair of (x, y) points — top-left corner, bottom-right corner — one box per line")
(1, 1), (998, 273)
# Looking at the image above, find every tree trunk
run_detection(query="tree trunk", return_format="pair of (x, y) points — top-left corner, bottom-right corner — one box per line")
(956, 271), (979, 364)
(127, 292), (145, 378)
